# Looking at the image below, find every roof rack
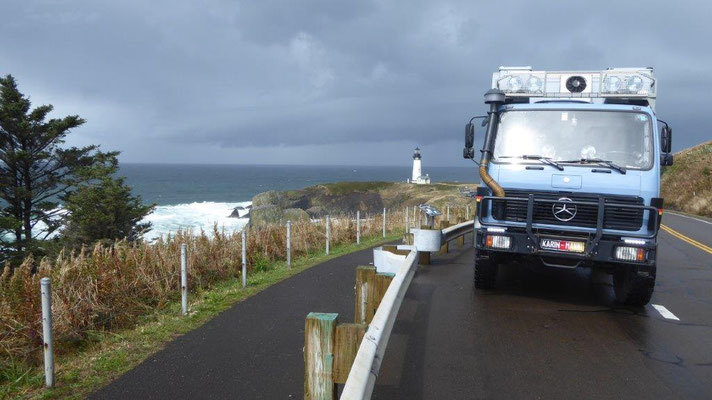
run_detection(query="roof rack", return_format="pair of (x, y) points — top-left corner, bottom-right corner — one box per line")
(492, 67), (657, 111)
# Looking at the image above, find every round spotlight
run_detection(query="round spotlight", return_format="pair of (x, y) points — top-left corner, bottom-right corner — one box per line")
(508, 76), (523, 92)
(526, 76), (543, 92)
(605, 76), (621, 92)
(627, 76), (644, 92)
(566, 76), (587, 93)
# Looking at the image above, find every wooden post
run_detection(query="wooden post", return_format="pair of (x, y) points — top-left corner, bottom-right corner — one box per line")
(419, 251), (431, 265)
(373, 272), (395, 310)
(440, 241), (449, 254)
(457, 235), (465, 246)
(403, 232), (414, 245)
(354, 266), (376, 324)
(333, 323), (367, 384)
(304, 312), (338, 400)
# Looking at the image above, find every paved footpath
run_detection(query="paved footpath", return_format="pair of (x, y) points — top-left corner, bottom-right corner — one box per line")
(91, 245), (381, 399)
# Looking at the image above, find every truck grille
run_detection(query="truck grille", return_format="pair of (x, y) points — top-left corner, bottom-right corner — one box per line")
(494, 189), (644, 231)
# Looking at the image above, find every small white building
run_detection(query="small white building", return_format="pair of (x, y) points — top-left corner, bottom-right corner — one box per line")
(408, 147), (431, 185)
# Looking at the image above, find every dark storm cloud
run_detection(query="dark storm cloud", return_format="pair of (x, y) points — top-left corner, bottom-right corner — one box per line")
(1, 0), (710, 163)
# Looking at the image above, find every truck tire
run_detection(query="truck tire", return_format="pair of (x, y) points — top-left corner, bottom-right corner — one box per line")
(613, 265), (655, 306)
(474, 257), (498, 289)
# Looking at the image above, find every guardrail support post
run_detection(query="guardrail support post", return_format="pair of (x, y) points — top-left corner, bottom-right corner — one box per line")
(181, 244), (188, 315)
(333, 323), (367, 384)
(326, 215), (331, 255)
(304, 313), (338, 400)
(457, 233), (465, 246)
(242, 229), (247, 288)
(40, 277), (54, 388)
(354, 266), (376, 324)
(286, 220), (292, 268)
(374, 272), (395, 308)
(382, 208), (386, 238)
(356, 211), (360, 244)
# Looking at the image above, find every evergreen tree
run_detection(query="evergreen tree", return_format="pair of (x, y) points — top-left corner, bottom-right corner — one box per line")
(61, 176), (155, 246)
(0, 74), (117, 260)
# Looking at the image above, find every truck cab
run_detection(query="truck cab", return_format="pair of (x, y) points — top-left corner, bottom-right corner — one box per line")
(464, 67), (673, 306)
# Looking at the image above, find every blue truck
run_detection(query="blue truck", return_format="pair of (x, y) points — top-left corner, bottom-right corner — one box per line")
(463, 67), (673, 306)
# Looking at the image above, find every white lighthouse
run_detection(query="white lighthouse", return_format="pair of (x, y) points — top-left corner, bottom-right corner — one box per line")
(409, 147), (431, 184)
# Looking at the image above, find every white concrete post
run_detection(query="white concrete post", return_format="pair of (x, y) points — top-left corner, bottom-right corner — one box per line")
(466, 204), (470, 220)
(447, 205), (450, 222)
(40, 277), (54, 388)
(382, 208), (386, 238)
(326, 215), (331, 255)
(286, 220), (291, 268)
(181, 244), (188, 315)
(356, 211), (361, 244)
(241, 229), (247, 288)
(405, 207), (409, 233)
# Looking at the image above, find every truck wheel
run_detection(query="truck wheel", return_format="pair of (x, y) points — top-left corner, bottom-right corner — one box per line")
(474, 257), (498, 289)
(613, 265), (655, 306)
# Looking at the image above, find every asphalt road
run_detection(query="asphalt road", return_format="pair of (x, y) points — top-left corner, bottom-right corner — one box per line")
(373, 211), (712, 400)
(91, 212), (710, 399)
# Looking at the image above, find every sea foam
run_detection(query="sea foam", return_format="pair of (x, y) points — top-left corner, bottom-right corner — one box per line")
(143, 201), (251, 240)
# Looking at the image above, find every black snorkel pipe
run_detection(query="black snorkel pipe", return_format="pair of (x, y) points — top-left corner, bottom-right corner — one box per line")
(479, 89), (506, 197)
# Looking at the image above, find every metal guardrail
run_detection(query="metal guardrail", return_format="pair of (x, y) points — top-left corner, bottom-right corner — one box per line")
(340, 250), (418, 399)
(303, 218), (476, 400)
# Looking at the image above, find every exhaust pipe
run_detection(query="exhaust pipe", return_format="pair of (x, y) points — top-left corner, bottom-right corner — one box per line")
(479, 89), (506, 197)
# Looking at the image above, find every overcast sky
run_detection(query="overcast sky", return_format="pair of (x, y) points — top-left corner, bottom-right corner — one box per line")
(2, 0), (710, 166)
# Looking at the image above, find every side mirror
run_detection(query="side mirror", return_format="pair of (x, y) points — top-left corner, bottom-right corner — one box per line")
(463, 123), (475, 159)
(661, 125), (672, 153)
(661, 153), (673, 166)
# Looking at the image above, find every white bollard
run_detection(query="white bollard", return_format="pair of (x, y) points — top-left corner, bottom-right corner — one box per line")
(356, 211), (361, 244)
(326, 215), (331, 255)
(382, 208), (386, 238)
(447, 205), (450, 222)
(40, 277), (54, 388)
(181, 244), (188, 315)
(405, 207), (409, 233)
(242, 229), (247, 288)
(286, 220), (291, 268)
(466, 204), (470, 220)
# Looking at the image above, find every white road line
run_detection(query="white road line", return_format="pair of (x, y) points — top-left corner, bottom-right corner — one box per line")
(652, 304), (680, 321)
(667, 211), (712, 225)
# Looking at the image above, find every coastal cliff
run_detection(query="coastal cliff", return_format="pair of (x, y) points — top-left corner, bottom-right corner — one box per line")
(248, 181), (476, 226)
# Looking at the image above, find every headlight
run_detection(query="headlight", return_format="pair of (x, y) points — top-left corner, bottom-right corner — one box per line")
(526, 76), (542, 92)
(626, 76), (644, 92)
(508, 76), (523, 92)
(604, 76), (621, 92)
(615, 246), (645, 262)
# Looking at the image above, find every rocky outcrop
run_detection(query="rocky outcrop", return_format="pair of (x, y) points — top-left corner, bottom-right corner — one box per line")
(248, 181), (477, 226)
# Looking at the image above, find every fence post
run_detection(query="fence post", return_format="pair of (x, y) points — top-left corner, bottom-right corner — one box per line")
(286, 220), (291, 268)
(447, 205), (450, 222)
(242, 229), (247, 288)
(382, 208), (386, 238)
(181, 244), (188, 315)
(326, 215), (330, 255)
(466, 204), (470, 220)
(304, 312), (338, 400)
(405, 207), (409, 233)
(356, 211), (360, 244)
(40, 277), (54, 388)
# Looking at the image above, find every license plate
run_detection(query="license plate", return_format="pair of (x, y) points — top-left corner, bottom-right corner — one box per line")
(540, 238), (585, 253)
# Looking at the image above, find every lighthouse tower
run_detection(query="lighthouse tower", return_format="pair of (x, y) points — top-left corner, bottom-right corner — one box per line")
(409, 147), (431, 184)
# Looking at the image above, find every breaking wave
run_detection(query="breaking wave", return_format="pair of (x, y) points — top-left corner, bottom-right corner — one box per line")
(143, 201), (251, 241)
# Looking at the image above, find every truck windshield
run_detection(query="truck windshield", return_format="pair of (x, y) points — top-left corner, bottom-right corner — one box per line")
(493, 110), (654, 170)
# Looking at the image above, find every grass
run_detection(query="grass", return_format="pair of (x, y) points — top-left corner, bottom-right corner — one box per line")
(0, 234), (402, 399)
(661, 140), (712, 217)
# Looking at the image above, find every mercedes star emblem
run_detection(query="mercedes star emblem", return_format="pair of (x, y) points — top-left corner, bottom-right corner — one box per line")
(552, 197), (577, 222)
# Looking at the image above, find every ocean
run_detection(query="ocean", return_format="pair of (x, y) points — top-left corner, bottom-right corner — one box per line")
(119, 164), (478, 240)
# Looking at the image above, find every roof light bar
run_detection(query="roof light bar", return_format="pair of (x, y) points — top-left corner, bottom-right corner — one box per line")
(492, 67), (657, 110)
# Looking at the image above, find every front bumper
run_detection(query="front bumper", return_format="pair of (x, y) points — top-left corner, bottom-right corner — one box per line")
(475, 194), (661, 268)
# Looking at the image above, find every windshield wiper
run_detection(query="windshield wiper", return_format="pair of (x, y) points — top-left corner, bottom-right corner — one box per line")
(560, 158), (626, 174)
(498, 155), (564, 171)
